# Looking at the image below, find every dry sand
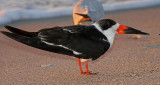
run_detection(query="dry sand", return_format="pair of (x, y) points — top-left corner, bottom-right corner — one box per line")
(0, 6), (160, 85)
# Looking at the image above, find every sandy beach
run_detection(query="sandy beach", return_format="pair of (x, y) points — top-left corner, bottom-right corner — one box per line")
(0, 6), (160, 85)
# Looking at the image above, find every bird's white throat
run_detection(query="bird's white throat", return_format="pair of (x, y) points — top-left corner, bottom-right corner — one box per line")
(93, 23), (120, 46)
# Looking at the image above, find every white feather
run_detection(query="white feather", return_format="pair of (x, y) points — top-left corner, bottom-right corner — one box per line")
(63, 29), (75, 33)
(41, 40), (82, 55)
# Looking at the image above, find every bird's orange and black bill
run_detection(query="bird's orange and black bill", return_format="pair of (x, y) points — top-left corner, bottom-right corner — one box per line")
(117, 25), (149, 35)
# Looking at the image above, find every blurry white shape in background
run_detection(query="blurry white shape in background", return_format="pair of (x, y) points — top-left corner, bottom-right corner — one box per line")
(0, 0), (160, 25)
(73, 0), (104, 25)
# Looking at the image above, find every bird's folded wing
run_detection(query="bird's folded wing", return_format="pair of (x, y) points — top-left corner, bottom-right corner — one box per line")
(38, 25), (110, 57)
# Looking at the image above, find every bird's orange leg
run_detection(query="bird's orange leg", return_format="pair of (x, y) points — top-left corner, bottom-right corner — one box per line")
(78, 58), (85, 74)
(85, 60), (96, 75)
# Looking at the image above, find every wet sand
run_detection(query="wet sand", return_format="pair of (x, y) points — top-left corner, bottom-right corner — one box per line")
(0, 6), (160, 85)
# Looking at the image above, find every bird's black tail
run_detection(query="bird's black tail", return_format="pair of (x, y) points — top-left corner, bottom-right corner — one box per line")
(4, 25), (38, 37)
(1, 25), (40, 48)
(0, 31), (38, 44)
(0, 31), (74, 56)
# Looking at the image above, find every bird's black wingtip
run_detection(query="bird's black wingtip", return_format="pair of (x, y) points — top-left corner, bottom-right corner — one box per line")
(4, 25), (16, 30)
(4, 25), (8, 27)
(0, 31), (5, 33)
(0, 31), (11, 36)
(0, 31), (15, 40)
(4, 25), (10, 28)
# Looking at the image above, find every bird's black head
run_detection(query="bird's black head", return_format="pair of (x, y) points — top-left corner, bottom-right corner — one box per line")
(95, 19), (149, 35)
(96, 19), (117, 30)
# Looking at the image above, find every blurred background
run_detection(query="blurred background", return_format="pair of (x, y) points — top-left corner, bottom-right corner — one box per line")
(0, 0), (160, 25)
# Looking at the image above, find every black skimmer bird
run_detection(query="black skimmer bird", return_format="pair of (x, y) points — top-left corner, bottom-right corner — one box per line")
(73, 0), (104, 25)
(1, 19), (149, 75)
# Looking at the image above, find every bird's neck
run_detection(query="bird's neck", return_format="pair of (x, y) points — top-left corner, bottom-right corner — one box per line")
(92, 23), (117, 46)
(103, 29), (116, 46)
